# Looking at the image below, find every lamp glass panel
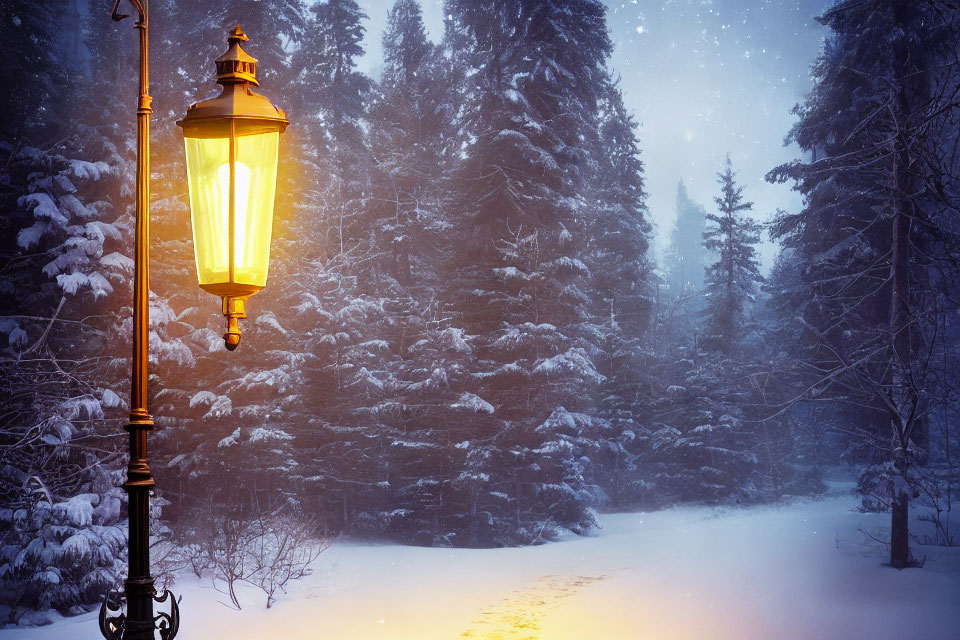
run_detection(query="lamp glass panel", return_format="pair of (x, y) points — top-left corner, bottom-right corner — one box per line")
(233, 131), (279, 287)
(184, 136), (230, 286)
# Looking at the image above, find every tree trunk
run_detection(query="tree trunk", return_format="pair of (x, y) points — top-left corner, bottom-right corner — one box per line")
(468, 493), (478, 547)
(886, 2), (916, 568)
(887, 189), (913, 568)
(890, 488), (911, 568)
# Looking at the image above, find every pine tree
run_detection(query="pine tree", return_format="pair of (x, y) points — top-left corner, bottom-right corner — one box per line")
(702, 155), (762, 352)
(632, 156), (767, 505)
(664, 180), (708, 298)
(291, 0), (371, 263)
(444, 0), (615, 543)
(368, 0), (451, 286)
(0, 1), (136, 621)
(766, 0), (960, 567)
(645, 351), (763, 504)
(585, 79), (653, 508)
(336, 0), (485, 544)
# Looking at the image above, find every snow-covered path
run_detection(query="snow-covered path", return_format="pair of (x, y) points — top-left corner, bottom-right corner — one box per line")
(4, 486), (959, 640)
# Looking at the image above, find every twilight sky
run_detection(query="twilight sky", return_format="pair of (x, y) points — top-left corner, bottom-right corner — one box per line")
(357, 0), (833, 268)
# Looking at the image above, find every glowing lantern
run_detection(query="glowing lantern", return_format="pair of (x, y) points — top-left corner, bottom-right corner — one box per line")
(177, 25), (288, 350)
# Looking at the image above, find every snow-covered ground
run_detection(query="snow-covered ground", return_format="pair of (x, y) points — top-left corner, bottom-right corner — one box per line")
(4, 484), (959, 640)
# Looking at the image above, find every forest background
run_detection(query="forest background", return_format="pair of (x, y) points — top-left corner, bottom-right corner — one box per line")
(1, 0), (959, 624)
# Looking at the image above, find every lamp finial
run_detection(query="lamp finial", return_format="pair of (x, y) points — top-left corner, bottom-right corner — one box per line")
(222, 297), (247, 351)
(227, 24), (248, 45)
(216, 25), (259, 86)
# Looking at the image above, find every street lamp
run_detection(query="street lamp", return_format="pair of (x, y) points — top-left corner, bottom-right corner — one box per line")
(178, 25), (288, 351)
(99, 2), (286, 638)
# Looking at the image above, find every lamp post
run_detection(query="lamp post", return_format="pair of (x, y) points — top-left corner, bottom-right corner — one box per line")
(99, 2), (287, 638)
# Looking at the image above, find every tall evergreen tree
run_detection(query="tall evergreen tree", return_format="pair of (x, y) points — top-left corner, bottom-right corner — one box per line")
(368, 0), (451, 286)
(586, 79), (653, 508)
(0, 1), (135, 620)
(443, 0), (617, 543)
(291, 0), (371, 263)
(702, 155), (762, 352)
(664, 180), (708, 298)
(333, 0), (477, 543)
(767, 0), (960, 567)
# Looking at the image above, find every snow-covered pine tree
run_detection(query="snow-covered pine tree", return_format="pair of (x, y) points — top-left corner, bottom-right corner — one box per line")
(368, 0), (452, 287)
(0, 0), (137, 622)
(242, 0), (389, 539)
(766, 0), (960, 568)
(290, 266), (432, 538)
(245, 2), (376, 537)
(291, 0), (371, 265)
(584, 79), (653, 508)
(664, 180), (708, 300)
(341, 0), (486, 545)
(637, 157), (768, 507)
(443, 0), (615, 543)
(644, 349), (764, 505)
(702, 155), (762, 353)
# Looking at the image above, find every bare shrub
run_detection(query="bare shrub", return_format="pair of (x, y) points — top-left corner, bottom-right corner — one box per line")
(185, 498), (330, 610)
(247, 510), (330, 608)
(913, 467), (957, 547)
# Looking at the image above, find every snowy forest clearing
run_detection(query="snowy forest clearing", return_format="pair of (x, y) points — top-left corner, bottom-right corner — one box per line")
(4, 0), (960, 635)
(3, 484), (958, 640)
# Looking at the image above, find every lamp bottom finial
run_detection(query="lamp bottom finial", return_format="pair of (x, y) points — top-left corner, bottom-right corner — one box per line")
(222, 296), (247, 351)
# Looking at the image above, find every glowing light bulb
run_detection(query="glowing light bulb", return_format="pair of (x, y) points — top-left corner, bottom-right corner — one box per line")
(216, 161), (252, 272)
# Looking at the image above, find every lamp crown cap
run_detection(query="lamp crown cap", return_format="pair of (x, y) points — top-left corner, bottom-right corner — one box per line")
(216, 25), (258, 86)
(228, 24), (248, 44)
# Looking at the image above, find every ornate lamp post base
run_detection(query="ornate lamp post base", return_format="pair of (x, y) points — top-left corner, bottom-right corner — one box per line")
(99, 586), (180, 640)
